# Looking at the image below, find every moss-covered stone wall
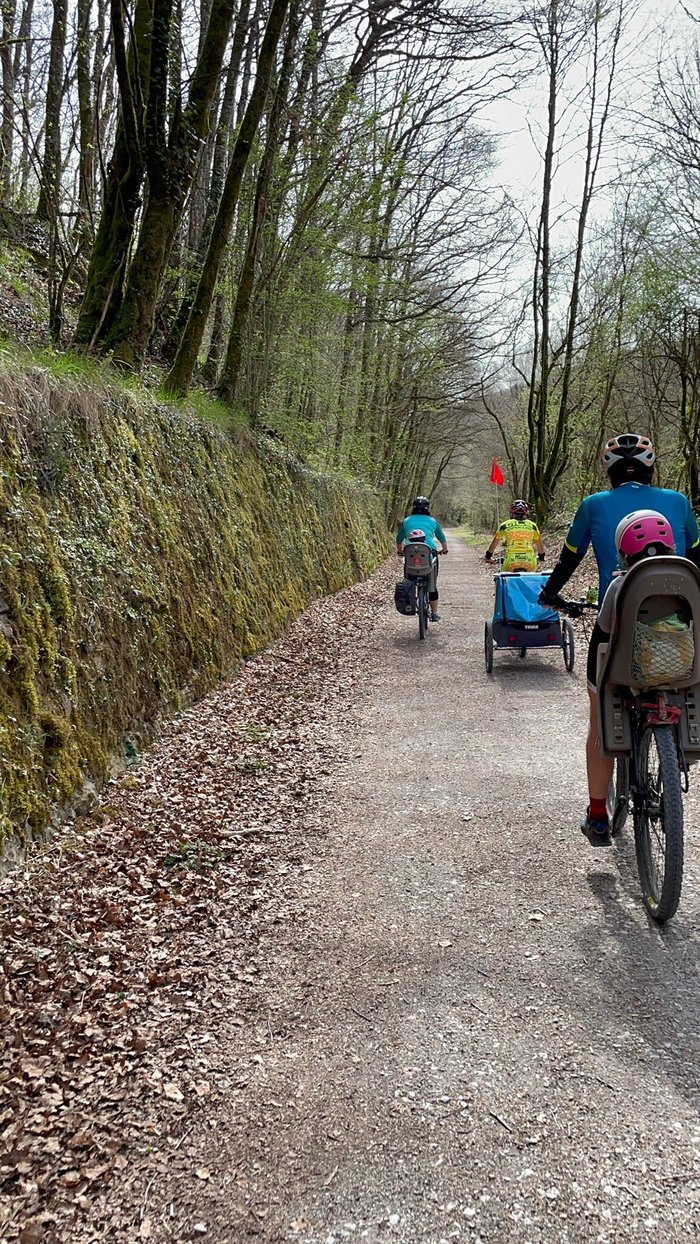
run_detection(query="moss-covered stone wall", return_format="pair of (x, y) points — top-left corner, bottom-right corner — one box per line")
(0, 359), (390, 848)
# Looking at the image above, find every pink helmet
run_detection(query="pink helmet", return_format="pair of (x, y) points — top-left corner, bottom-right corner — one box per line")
(408, 528), (427, 542)
(615, 509), (675, 566)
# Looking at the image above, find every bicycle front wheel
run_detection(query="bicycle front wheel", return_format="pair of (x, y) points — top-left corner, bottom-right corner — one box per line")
(418, 584), (429, 640)
(634, 725), (684, 922)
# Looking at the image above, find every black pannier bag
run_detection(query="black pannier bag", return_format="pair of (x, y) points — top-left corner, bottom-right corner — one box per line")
(394, 578), (416, 615)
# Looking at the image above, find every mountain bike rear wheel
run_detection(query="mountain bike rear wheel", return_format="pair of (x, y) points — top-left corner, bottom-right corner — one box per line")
(634, 725), (684, 922)
(418, 584), (429, 640)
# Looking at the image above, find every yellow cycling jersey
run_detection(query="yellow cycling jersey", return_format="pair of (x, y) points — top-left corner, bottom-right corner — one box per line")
(496, 518), (541, 571)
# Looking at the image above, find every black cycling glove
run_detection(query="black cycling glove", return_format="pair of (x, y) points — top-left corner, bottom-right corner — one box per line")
(538, 590), (582, 618)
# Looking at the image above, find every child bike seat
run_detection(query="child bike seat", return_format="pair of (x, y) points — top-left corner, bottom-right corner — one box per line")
(597, 556), (700, 756)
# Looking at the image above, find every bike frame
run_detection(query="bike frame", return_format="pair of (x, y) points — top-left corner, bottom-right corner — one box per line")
(626, 692), (686, 795)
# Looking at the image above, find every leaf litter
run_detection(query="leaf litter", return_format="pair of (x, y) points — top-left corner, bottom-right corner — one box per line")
(0, 563), (394, 1242)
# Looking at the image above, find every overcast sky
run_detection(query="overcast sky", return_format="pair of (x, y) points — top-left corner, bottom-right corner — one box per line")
(468, 0), (697, 359)
(483, 0), (692, 214)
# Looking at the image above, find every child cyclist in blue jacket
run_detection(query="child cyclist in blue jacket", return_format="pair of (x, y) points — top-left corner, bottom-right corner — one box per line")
(396, 495), (449, 622)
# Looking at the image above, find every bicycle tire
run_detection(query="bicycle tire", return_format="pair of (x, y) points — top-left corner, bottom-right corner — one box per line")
(634, 725), (684, 922)
(484, 621), (494, 673)
(608, 758), (630, 836)
(562, 619), (575, 671)
(418, 584), (429, 640)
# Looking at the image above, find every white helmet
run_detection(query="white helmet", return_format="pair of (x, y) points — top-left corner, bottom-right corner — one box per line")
(602, 433), (656, 472)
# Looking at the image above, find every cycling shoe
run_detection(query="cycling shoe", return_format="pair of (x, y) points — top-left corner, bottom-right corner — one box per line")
(581, 809), (612, 846)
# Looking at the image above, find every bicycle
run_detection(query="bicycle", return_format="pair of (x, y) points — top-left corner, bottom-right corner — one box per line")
(403, 545), (446, 641)
(557, 560), (700, 923)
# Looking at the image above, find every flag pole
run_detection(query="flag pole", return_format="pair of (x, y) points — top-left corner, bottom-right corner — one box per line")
(495, 487), (501, 568)
(490, 457), (504, 568)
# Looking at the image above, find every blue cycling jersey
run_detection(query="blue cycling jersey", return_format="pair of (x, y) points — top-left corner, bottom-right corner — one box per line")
(565, 482), (700, 600)
(396, 515), (446, 551)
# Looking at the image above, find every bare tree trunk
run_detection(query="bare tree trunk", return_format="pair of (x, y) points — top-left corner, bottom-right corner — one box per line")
(544, 0), (623, 502)
(73, 0), (154, 346)
(187, 0), (214, 250)
(524, 0), (622, 521)
(16, 0), (33, 205)
(162, 0), (255, 360)
(526, 0), (558, 518)
(36, 0), (68, 220)
(165, 0), (291, 395)
(75, 0), (94, 246)
(106, 0), (237, 368)
(0, 0), (16, 203)
(218, 0), (301, 407)
(92, 0), (113, 173)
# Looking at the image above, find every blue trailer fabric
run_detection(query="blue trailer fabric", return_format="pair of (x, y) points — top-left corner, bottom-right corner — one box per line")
(493, 573), (560, 624)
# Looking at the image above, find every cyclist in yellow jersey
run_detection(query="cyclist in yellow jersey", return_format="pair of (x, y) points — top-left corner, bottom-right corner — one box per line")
(484, 499), (545, 571)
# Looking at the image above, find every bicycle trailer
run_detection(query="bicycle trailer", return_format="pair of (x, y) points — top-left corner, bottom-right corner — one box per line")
(485, 571), (574, 672)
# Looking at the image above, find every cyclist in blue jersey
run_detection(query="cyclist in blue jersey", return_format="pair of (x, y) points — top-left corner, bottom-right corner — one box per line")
(540, 433), (700, 845)
(396, 495), (449, 622)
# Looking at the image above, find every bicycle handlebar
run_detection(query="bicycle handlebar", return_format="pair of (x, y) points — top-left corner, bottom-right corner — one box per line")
(548, 595), (599, 618)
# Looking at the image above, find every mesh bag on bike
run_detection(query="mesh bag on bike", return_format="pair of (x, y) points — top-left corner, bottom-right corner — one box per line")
(631, 615), (695, 687)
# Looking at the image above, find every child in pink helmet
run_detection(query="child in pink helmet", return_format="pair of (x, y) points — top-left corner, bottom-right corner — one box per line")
(597, 510), (676, 633)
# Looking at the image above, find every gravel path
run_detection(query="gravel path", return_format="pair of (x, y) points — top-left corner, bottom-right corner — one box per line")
(5, 536), (700, 1243)
(142, 538), (700, 1243)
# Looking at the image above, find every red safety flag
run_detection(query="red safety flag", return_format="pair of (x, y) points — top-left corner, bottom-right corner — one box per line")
(490, 458), (504, 487)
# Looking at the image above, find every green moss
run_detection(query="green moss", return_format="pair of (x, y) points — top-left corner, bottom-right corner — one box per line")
(0, 356), (390, 849)
(40, 710), (71, 752)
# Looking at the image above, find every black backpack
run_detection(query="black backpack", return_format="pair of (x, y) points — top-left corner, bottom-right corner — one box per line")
(394, 578), (416, 615)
